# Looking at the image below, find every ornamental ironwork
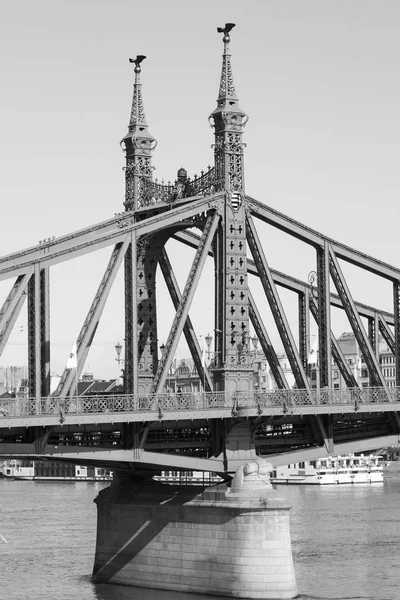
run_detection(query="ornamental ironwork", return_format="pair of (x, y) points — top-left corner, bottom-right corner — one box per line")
(1, 387), (400, 421)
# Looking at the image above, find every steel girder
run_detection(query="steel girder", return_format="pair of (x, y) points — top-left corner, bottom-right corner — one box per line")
(151, 210), (221, 394)
(247, 195), (400, 281)
(213, 225), (224, 370)
(378, 313), (395, 354)
(56, 238), (131, 398)
(174, 229), (396, 325)
(28, 266), (50, 399)
(329, 246), (386, 389)
(0, 195), (220, 281)
(245, 213), (309, 390)
(316, 242), (332, 388)
(124, 231), (138, 395)
(0, 269), (33, 358)
(248, 290), (289, 390)
(394, 282), (400, 387)
(158, 249), (213, 392)
(174, 227), (394, 390)
(298, 289), (310, 375)
(128, 234), (161, 396)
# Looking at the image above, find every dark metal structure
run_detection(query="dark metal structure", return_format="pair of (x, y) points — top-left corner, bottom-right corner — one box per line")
(1, 25), (400, 473)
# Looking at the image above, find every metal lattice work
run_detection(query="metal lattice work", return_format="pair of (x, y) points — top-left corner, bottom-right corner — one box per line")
(1, 388), (400, 421)
(394, 281), (400, 387)
(246, 213), (309, 390)
(152, 209), (221, 393)
(329, 247), (386, 389)
(316, 243), (332, 388)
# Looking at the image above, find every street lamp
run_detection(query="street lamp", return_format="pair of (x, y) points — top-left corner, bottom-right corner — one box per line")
(115, 341), (124, 366)
(205, 333), (213, 360)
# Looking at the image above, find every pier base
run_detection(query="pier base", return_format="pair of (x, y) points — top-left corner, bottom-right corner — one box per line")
(92, 460), (297, 599)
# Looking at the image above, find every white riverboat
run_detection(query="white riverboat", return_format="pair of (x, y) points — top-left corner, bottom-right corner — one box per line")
(270, 454), (384, 485)
(1, 460), (113, 482)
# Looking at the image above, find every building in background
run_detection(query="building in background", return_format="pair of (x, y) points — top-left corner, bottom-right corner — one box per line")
(0, 366), (29, 397)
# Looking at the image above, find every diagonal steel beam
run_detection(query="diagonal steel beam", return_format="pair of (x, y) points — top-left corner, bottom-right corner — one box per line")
(0, 269), (33, 357)
(378, 313), (395, 354)
(56, 237), (131, 398)
(158, 249), (213, 392)
(0, 194), (223, 281)
(246, 214), (309, 390)
(247, 195), (400, 281)
(329, 246), (387, 389)
(174, 229), (397, 325)
(248, 291), (289, 390)
(152, 210), (221, 394)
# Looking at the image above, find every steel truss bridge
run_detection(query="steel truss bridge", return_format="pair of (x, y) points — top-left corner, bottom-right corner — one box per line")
(1, 26), (400, 476)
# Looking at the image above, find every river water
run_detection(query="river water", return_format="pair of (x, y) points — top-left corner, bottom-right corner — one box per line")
(1, 466), (400, 600)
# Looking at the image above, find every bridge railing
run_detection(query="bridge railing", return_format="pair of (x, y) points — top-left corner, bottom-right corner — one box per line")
(0, 387), (399, 419)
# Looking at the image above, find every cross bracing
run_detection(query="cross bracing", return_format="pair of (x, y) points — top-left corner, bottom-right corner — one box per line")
(1, 25), (400, 474)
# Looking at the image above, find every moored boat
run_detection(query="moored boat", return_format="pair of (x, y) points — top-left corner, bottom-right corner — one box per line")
(270, 454), (384, 485)
(1, 460), (113, 482)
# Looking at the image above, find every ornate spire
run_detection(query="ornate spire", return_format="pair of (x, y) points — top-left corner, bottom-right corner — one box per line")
(121, 56), (156, 211)
(209, 24), (248, 193)
(121, 55), (155, 146)
(128, 55), (148, 130)
(217, 23), (238, 102)
(209, 23), (247, 128)
(209, 25), (252, 394)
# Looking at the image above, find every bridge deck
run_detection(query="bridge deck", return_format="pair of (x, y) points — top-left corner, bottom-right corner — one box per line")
(1, 388), (399, 428)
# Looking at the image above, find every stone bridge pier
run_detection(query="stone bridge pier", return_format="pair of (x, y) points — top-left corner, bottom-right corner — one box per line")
(92, 455), (297, 599)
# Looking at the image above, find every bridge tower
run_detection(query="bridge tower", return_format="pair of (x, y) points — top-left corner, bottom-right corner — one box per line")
(119, 26), (256, 402)
(121, 56), (159, 396)
(209, 23), (253, 395)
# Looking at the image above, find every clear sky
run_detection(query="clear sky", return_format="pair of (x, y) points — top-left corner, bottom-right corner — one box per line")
(1, 1), (399, 379)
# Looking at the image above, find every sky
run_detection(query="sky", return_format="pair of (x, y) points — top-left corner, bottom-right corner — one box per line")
(1, 0), (400, 379)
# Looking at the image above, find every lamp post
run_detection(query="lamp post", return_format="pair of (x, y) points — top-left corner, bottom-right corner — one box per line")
(205, 333), (213, 360)
(308, 271), (320, 399)
(115, 341), (125, 389)
(115, 341), (124, 366)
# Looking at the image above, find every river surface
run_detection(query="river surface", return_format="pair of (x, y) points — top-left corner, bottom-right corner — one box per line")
(1, 465), (400, 600)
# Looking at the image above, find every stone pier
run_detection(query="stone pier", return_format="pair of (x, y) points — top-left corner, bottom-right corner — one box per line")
(92, 460), (297, 599)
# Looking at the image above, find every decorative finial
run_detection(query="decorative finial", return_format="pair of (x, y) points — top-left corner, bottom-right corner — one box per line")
(217, 22), (236, 44)
(129, 55), (146, 74)
(127, 55), (148, 129)
(214, 23), (237, 101)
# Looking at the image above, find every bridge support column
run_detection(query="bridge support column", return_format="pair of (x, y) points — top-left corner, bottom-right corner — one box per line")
(93, 460), (297, 599)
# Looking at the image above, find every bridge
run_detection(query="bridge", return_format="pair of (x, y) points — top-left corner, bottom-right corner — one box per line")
(1, 23), (399, 598)
(1, 387), (400, 472)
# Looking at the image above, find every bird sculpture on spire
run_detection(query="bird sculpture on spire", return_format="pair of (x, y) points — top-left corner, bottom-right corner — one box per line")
(217, 23), (235, 42)
(217, 23), (235, 35)
(129, 55), (146, 72)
